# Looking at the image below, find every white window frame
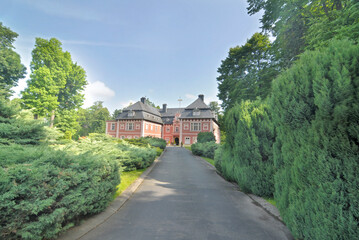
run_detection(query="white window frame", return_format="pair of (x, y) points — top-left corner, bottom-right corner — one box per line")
(191, 122), (201, 131)
(146, 124), (148, 130)
(126, 122), (134, 130)
(151, 125), (153, 131)
(111, 123), (116, 130)
(185, 137), (191, 145)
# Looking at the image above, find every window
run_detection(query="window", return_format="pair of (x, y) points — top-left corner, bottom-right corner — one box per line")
(193, 108), (200, 116)
(121, 136), (125, 139)
(175, 127), (179, 132)
(193, 137), (197, 143)
(128, 110), (135, 117)
(184, 123), (189, 130)
(145, 124), (148, 130)
(191, 123), (201, 131)
(151, 125), (153, 131)
(111, 123), (116, 130)
(134, 136), (139, 139)
(155, 126), (158, 131)
(126, 123), (134, 130)
(166, 127), (170, 132)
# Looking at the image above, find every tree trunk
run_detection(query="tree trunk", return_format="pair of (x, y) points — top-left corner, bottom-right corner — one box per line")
(50, 110), (55, 128)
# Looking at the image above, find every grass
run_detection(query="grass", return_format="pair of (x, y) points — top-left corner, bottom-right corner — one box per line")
(113, 169), (146, 199)
(184, 146), (191, 151)
(264, 197), (277, 207)
(202, 156), (215, 166)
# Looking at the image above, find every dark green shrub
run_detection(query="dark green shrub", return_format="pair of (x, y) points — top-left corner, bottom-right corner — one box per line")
(219, 100), (275, 197)
(0, 98), (46, 145)
(197, 132), (216, 143)
(0, 144), (120, 240)
(191, 141), (219, 159)
(271, 39), (359, 239)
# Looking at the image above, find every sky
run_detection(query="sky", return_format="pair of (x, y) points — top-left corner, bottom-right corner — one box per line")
(1, 0), (262, 113)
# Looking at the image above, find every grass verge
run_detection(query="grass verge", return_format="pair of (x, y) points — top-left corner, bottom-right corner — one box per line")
(184, 146), (191, 151)
(113, 169), (146, 199)
(264, 197), (277, 207)
(202, 157), (215, 166)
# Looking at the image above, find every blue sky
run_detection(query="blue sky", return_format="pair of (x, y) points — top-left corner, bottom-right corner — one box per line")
(2, 0), (262, 113)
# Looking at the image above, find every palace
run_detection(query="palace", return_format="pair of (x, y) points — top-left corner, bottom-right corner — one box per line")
(106, 94), (220, 145)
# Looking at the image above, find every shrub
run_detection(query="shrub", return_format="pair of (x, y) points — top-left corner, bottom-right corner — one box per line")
(191, 141), (219, 159)
(125, 137), (166, 150)
(270, 39), (359, 239)
(197, 132), (216, 143)
(0, 144), (120, 240)
(218, 99), (275, 197)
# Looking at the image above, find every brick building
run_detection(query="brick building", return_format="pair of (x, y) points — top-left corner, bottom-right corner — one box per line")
(106, 94), (220, 145)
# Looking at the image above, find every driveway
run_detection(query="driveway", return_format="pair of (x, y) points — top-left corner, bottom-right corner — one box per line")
(81, 147), (293, 240)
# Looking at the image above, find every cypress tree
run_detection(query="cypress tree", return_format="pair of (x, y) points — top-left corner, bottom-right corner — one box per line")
(271, 39), (359, 239)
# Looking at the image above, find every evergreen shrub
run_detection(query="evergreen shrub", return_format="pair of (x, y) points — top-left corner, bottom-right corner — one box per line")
(0, 144), (120, 240)
(270, 39), (359, 239)
(217, 100), (275, 197)
(191, 141), (219, 159)
(197, 132), (216, 143)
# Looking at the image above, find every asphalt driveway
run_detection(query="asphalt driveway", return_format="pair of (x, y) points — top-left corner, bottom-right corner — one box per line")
(81, 147), (293, 240)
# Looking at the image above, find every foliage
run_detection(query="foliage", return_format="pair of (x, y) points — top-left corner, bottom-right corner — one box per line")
(217, 100), (275, 197)
(0, 144), (120, 240)
(217, 32), (278, 110)
(112, 108), (122, 119)
(0, 97), (46, 145)
(114, 169), (146, 199)
(21, 37), (87, 132)
(75, 101), (110, 138)
(191, 141), (219, 159)
(0, 22), (26, 98)
(59, 134), (157, 172)
(125, 136), (166, 150)
(197, 132), (216, 143)
(270, 40), (359, 239)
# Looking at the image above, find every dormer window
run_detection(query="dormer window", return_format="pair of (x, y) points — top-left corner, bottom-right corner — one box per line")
(193, 108), (200, 116)
(128, 110), (135, 117)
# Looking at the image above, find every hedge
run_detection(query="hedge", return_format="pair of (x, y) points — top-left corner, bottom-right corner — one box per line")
(0, 144), (120, 240)
(216, 100), (275, 197)
(270, 39), (359, 239)
(191, 141), (219, 159)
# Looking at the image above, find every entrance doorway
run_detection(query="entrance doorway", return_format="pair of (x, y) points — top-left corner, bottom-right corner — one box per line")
(174, 137), (179, 145)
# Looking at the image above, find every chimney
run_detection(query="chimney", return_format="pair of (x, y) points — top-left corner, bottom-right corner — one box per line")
(140, 97), (146, 104)
(198, 94), (204, 101)
(163, 104), (167, 112)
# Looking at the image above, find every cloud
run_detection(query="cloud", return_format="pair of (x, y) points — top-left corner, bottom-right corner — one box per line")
(83, 81), (115, 108)
(10, 78), (28, 99)
(185, 93), (196, 100)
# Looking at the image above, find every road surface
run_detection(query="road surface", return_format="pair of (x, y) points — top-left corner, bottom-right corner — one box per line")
(81, 147), (293, 240)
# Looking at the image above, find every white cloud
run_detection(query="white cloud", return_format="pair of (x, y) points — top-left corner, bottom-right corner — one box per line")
(185, 93), (196, 100)
(83, 81), (115, 108)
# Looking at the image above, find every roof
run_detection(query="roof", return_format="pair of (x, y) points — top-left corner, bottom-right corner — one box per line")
(116, 101), (163, 124)
(185, 98), (211, 110)
(159, 108), (184, 124)
(179, 109), (215, 119)
(123, 101), (161, 116)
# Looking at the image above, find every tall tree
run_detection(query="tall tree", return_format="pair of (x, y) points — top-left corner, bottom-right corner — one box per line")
(22, 38), (87, 130)
(112, 108), (122, 119)
(217, 33), (277, 110)
(209, 101), (220, 117)
(0, 22), (26, 98)
(76, 101), (111, 138)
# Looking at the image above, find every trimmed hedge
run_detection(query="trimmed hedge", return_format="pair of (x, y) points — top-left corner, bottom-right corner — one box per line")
(197, 132), (216, 143)
(191, 141), (219, 159)
(216, 100), (275, 197)
(0, 144), (120, 240)
(270, 40), (359, 239)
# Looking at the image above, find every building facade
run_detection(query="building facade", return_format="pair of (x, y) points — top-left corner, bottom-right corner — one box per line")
(106, 94), (220, 145)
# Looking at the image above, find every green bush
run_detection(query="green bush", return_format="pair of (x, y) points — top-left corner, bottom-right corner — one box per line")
(0, 98), (46, 145)
(60, 134), (157, 172)
(191, 141), (219, 159)
(125, 137), (166, 150)
(0, 144), (120, 240)
(270, 39), (359, 239)
(197, 132), (216, 143)
(217, 100), (275, 197)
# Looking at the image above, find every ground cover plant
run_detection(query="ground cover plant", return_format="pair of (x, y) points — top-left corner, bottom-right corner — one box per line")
(0, 144), (120, 240)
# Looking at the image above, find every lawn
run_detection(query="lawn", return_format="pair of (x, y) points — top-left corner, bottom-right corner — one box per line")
(113, 169), (146, 199)
(202, 156), (215, 166)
